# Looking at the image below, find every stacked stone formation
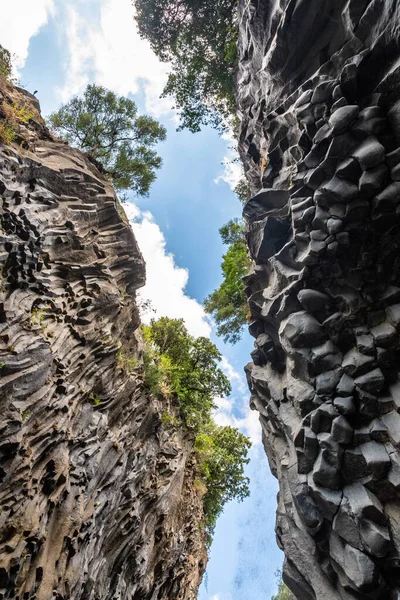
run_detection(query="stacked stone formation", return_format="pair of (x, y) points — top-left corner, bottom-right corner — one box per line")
(0, 87), (206, 600)
(238, 0), (400, 598)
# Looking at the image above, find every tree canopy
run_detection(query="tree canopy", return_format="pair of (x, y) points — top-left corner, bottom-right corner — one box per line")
(0, 45), (12, 81)
(47, 84), (166, 196)
(141, 316), (251, 536)
(142, 316), (231, 429)
(234, 177), (251, 203)
(204, 218), (250, 344)
(195, 423), (251, 533)
(134, 0), (237, 132)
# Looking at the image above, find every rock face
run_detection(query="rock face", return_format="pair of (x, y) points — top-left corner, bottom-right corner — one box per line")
(237, 1), (400, 598)
(0, 84), (206, 599)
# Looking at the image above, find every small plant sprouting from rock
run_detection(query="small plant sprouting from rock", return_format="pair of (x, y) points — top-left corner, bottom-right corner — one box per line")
(161, 411), (180, 429)
(21, 409), (31, 421)
(141, 317), (251, 537)
(89, 392), (101, 406)
(30, 307), (47, 328)
(0, 100), (33, 145)
(116, 347), (138, 372)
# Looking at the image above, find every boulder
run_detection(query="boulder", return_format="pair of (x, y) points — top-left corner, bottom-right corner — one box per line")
(281, 311), (327, 348)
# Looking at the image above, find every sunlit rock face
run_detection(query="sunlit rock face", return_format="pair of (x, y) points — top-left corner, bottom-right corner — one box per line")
(237, 1), (400, 598)
(0, 85), (206, 600)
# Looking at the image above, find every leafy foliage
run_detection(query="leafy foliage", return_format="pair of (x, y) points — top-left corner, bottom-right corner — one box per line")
(234, 177), (251, 203)
(272, 572), (295, 600)
(0, 100), (33, 145)
(195, 423), (251, 534)
(141, 317), (251, 536)
(204, 219), (250, 344)
(142, 317), (231, 429)
(0, 45), (12, 81)
(47, 84), (166, 196)
(135, 0), (237, 132)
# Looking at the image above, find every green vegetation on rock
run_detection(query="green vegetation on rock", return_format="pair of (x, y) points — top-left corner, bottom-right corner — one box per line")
(204, 218), (250, 344)
(272, 572), (294, 600)
(0, 45), (12, 81)
(234, 177), (251, 203)
(47, 83), (166, 196)
(141, 317), (251, 536)
(135, 0), (238, 132)
(195, 423), (251, 534)
(142, 316), (231, 429)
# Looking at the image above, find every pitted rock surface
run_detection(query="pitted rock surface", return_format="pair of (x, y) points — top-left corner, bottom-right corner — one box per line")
(0, 84), (206, 600)
(238, 1), (400, 598)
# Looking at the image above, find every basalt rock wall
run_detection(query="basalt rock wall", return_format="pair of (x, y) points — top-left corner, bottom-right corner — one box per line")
(0, 83), (206, 600)
(237, 1), (400, 598)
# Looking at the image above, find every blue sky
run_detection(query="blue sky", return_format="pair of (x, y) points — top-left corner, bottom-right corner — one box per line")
(0, 1), (282, 597)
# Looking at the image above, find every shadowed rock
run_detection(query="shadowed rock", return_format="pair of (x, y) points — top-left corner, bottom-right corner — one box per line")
(237, 0), (400, 596)
(0, 83), (206, 600)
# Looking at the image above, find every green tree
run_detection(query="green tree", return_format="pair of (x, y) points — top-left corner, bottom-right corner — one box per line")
(141, 316), (251, 537)
(0, 45), (12, 81)
(142, 317), (231, 429)
(204, 219), (250, 344)
(47, 84), (166, 196)
(234, 177), (251, 203)
(196, 423), (251, 534)
(135, 0), (237, 132)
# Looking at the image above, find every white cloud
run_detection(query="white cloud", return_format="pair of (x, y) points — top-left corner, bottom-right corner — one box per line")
(0, 0), (54, 71)
(124, 202), (212, 339)
(58, 0), (172, 117)
(221, 356), (246, 395)
(124, 201), (260, 444)
(214, 396), (261, 445)
(124, 201), (259, 443)
(214, 131), (243, 191)
(213, 358), (261, 445)
(58, 5), (92, 100)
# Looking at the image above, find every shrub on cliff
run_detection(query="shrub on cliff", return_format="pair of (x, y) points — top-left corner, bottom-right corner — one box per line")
(142, 316), (231, 429)
(195, 423), (251, 534)
(134, 0), (237, 132)
(0, 45), (13, 81)
(204, 218), (250, 344)
(47, 84), (167, 196)
(141, 317), (251, 535)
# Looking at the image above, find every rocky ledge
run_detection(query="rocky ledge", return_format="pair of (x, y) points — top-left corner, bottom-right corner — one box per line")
(237, 1), (400, 598)
(0, 83), (206, 600)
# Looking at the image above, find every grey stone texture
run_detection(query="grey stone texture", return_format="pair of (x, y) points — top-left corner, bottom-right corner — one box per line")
(237, 0), (400, 597)
(0, 86), (206, 600)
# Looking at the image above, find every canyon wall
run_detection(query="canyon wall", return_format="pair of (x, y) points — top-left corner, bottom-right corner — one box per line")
(237, 1), (400, 598)
(0, 84), (206, 600)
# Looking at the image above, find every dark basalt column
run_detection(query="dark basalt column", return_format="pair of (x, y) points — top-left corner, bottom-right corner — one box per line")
(237, 1), (400, 598)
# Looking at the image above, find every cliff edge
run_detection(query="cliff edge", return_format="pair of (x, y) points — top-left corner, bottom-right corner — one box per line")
(0, 82), (206, 600)
(238, 1), (400, 598)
